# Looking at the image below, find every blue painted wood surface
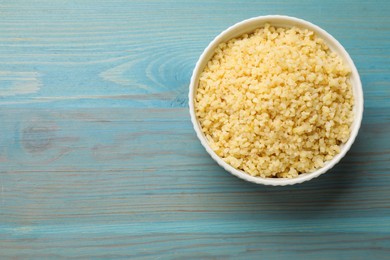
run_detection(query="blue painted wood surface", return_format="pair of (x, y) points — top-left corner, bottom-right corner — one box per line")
(1, 0), (389, 259)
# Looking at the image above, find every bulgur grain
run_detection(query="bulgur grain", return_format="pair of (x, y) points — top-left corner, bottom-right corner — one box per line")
(195, 24), (354, 178)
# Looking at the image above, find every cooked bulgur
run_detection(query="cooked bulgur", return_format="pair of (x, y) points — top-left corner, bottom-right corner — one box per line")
(195, 24), (354, 178)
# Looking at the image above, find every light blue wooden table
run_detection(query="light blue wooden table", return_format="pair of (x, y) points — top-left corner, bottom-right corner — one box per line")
(1, 0), (389, 259)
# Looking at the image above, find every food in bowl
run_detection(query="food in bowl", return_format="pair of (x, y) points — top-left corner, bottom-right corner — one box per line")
(194, 24), (354, 178)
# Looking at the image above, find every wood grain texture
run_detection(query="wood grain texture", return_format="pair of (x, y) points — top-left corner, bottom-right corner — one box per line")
(1, 0), (390, 259)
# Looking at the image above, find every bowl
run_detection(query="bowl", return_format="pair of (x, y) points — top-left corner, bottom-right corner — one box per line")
(189, 15), (364, 186)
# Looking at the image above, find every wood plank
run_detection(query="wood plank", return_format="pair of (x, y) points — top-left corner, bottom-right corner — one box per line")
(1, 232), (389, 259)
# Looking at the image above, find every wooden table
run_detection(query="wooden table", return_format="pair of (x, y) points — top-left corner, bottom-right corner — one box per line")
(1, 1), (389, 259)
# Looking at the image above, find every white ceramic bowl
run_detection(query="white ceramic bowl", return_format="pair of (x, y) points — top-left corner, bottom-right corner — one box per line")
(189, 15), (364, 186)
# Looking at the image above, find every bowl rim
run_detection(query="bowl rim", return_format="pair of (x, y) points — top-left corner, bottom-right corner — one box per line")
(189, 15), (364, 186)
